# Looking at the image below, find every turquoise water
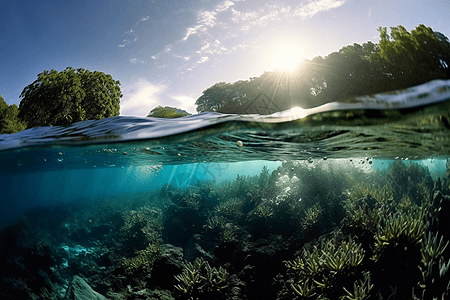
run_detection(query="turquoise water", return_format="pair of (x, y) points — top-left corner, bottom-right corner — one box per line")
(1, 80), (450, 299)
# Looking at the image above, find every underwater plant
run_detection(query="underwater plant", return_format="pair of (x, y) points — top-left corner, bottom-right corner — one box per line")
(415, 231), (450, 299)
(184, 192), (201, 210)
(383, 160), (433, 203)
(373, 209), (426, 261)
(122, 243), (162, 275)
(214, 197), (245, 221)
(174, 257), (229, 298)
(344, 176), (394, 206)
(302, 203), (322, 230)
(221, 224), (237, 243)
(205, 215), (227, 231)
(341, 272), (373, 300)
(285, 237), (365, 298)
(121, 206), (164, 244)
(254, 203), (274, 220)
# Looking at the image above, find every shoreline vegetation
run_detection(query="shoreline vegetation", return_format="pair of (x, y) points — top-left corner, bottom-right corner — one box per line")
(1, 24), (449, 133)
(196, 24), (450, 114)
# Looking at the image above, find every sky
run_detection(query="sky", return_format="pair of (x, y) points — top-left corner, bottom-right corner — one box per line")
(0, 0), (449, 116)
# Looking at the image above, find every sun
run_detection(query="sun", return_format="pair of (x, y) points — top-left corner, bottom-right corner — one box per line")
(270, 44), (304, 73)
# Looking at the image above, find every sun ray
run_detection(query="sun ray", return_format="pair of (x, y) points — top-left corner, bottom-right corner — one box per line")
(270, 44), (304, 73)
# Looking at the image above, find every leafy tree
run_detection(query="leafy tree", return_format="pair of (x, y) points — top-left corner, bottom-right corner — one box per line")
(147, 106), (191, 118)
(0, 95), (26, 134)
(18, 67), (122, 128)
(196, 82), (234, 113)
(378, 24), (450, 89)
(196, 24), (450, 113)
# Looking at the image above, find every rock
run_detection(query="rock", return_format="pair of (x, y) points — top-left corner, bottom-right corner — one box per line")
(64, 275), (107, 300)
(184, 234), (216, 262)
(150, 244), (184, 290)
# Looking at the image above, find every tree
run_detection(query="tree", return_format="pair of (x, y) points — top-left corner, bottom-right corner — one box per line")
(377, 24), (450, 89)
(195, 82), (234, 113)
(0, 95), (25, 134)
(147, 106), (191, 118)
(18, 67), (122, 128)
(195, 24), (450, 113)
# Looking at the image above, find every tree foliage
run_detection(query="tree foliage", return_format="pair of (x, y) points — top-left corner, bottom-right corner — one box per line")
(196, 24), (450, 114)
(18, 67), (122, 128)
(0, 95), (25, 134)
(378, 24), (450, 89)
(147, 106), (191, 118)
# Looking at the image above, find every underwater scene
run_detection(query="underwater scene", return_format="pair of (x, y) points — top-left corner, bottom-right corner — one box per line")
(2, 79), (450, 300)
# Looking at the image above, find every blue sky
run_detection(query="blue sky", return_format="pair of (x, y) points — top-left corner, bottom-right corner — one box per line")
(1, 0), (449, 116)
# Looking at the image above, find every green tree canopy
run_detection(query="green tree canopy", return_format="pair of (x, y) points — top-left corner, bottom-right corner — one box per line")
(147, 106), (191, 118)
(0, 95), (25, 134)
(196, 24), (450, 113)
(18, 67), (122, 128)
(378, 24), (450, 89)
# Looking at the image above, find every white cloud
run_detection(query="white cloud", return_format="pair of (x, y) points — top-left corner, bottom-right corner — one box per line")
(130, 58), (145, 64)
(120, 79), (167, 117)
(177, 0), (345, 57)
(170, 95), (197, 114)
(119, 39), (130, 48)
(181, 0), (238, 41)
(149, 0), (345, 72)
(197, 56), (209, 64)
(216, 0), (235, 12)
(118, 15), (151, 48)
(227, 0), (346, 32)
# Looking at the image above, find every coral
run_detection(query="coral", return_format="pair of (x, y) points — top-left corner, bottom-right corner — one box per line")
(344, 176), (394, 205)
(420, 231), (449, 268)
(205, 215), (227, 231)
(221, 224), (237, 243)
(214, 197), (245, 221)
(415, 231), (450, 299)
(121, 206), (164, 244)
(174, 257), (229, 298)
(122, 243), (162, 275)
(373, 210), (426, 260)
(285, 237), (365, 298)
(254, 203), (274, 220)
(383, 160), (433, 203)
(341, 272), (373, 300)
(302, 203), (322, 230)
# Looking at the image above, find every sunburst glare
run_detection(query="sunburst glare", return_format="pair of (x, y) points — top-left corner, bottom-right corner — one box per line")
(270, 44), (304, 73)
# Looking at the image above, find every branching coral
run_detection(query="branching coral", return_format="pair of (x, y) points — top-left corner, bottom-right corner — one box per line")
(341, 272), (373, 300)
(214, 197), (244, 221)
(421, 231), (449, 269)
(374, 210), (426, 260)
(121, 206), (164, 243)
(415, 231), (450, 299)
(285, 237), (365, 297)
(175, 257), (229, 297)
(255, 204), (274, 220)
(302, 204), (322, 230)
(122, 243), (162, 274)
(205, 215), (227, 231)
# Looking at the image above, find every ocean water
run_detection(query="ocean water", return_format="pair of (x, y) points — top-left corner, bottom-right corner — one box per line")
(1, 80), (450, 299)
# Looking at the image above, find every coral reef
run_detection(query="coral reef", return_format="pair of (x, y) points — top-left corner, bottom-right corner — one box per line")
(1, 159), (450, 300)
